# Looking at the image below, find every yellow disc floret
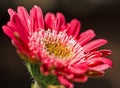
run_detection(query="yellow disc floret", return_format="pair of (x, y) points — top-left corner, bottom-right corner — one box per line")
(45, 41), (72, 59)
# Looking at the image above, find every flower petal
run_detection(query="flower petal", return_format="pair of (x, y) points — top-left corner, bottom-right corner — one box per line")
(3, 26), (30, 54)
(67, 19), (81, 38)
(89, 64), (112, 71)
(17, 6), (31, 32)
(83, 39), (107, 53)
(78, 29), (96, 46)
(87, 57), (112, 71)
(72, 76), (88, 82)
(98, 49), (112, 56)
(30, 5), (44, 31)
(45, 12), (56, 30)
(2, 25), (15, 39)
(69, 63), (88, 74)
(56, 12), (66, 31)
(58, 76), (74, 88)
(86, 49), (112, 59)
(45, 12), (67, 32)
(8, 8), (17, 20)
(7, 15), (29, 44)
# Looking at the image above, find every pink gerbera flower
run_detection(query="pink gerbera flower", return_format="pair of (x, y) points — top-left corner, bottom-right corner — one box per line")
(2, 5), (112, 88)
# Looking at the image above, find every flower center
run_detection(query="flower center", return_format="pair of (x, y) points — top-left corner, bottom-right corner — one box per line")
(29, 29), (84, 61)
(44, 41), (72, 59)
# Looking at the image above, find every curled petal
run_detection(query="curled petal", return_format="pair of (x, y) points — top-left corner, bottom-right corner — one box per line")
(58, 76), (74, 88)
(65, 74), (74, 80)
(72, 76), (88, 82)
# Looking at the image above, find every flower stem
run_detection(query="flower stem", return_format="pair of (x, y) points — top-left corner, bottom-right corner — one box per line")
(31, 81), (65, 88)
(31, 81), (41, 88)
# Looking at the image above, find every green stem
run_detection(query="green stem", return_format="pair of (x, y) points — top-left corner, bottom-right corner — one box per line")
(31, 81), (65, 88)
(31, 81), (40, 88)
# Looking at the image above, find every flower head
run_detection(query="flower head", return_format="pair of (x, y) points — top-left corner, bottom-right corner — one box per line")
(2, 5), (112, 88)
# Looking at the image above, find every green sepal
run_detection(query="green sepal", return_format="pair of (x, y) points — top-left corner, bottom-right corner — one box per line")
(25, 61), (60, 88)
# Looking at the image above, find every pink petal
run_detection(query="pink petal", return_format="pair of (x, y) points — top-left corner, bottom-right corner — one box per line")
(101, 57), (113, 66)
(7, 15), (29, 44)
(45, 12), (56, 30)
(2, 25), (15, 40)
(17, 6), (31, 32)
(58, 76), (74, 88)
(8, 8), (17, 20)
(72, 76), (88, 82)
(78, 29), (96, 46)
(69, 63), (88, 74)
(98, 49), (112, 56)
(87, 57), (112, 68)
(3, 22), (30, 55)
(86, 49), (112, 59)
(12, 40), (29, 55)
(67, 19), (81, 38)
(89, 64), (112, 71)
(56, 12), (66, 31)
(65, 74), (74, 80)
(45, 12), (67, 32)
(2, 26), (28, 53)
(30, 5), (44, 31)
(83, 39), (107, 53)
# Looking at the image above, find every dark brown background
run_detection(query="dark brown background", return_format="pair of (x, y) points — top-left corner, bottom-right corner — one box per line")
(0, 0), (120, 88)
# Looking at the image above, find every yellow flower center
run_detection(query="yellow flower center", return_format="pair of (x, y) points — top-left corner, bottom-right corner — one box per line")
(45, 41), (73, 59)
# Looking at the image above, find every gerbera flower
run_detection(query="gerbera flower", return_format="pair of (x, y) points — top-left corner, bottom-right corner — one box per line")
(2, 5), (112, 88)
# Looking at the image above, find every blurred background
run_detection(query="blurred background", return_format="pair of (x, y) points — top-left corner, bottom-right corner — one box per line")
(0, 0), (120, 88)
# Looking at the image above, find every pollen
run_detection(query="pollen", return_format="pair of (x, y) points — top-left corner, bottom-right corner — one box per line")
(45, 42), (72, 58)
